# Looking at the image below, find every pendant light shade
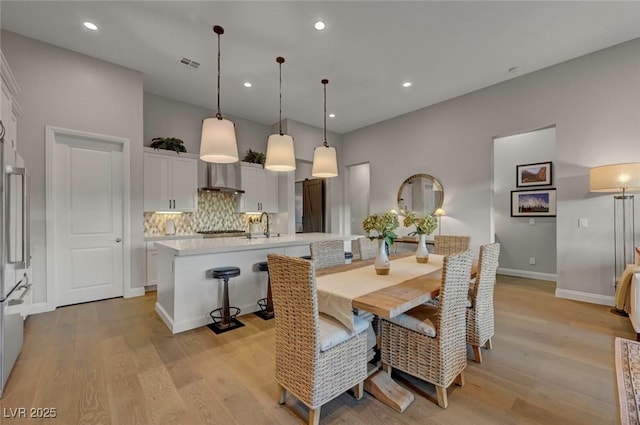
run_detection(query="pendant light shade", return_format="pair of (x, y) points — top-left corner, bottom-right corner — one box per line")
(312, 79), (338, 178)
(200, 117), (238, 163)
(265, 57), (296, 171)
(312, 145), (338, 177)
(265, 133), (296, 171)
(200, 25), (239, 164)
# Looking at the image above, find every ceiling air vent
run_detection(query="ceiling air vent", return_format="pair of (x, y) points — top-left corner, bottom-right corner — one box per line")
(177, 57), (200, 69)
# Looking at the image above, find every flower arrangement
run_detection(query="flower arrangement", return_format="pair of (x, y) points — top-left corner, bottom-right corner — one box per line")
(362, 212), (399, 247)
(403, 212), (437, 236)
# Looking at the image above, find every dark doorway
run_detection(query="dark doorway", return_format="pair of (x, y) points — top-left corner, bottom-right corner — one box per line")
(300, 178), (326, 233)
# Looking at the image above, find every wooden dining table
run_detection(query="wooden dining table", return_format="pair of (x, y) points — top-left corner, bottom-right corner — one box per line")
(315, 251), (477, 412)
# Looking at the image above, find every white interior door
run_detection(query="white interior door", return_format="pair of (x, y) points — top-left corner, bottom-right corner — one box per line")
(52, 134), (124, 307)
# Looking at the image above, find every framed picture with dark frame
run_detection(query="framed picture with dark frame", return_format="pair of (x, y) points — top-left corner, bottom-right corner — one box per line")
(516, 161), (553, 187)
(511, 189), (556, 217)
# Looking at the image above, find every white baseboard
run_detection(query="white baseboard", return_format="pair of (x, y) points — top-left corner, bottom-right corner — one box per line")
(155, 301), (261, 334)
(555, 289), (615, 306)
(497, 268), (557, 282)
(155, 302), (175, 332)
(28, 302), (50, 316)
(125, 287), (145, 298)
(144, 285), (157, 292)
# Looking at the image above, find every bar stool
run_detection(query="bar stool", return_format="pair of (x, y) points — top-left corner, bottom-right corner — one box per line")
(255, 261), (274, 320)
(208, 266), (244, 334)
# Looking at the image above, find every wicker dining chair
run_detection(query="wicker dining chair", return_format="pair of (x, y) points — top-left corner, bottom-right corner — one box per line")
(310, 240), (345, 269)
(467, 243), (501, 363)
(381, 250), (474, 409)
(434, 235), (471, 255)
(357, 237), (378, 260)
(267, 254), (368, 425)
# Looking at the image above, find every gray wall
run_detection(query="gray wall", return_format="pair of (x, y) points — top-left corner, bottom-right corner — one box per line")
(144, 92), (273, 187)
(1, 30), (144, 303)
(342, 38), (640, 300)
(494, 127), (557, 275)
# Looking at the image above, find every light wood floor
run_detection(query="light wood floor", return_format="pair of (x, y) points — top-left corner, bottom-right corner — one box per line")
(0, 275), (633, 425)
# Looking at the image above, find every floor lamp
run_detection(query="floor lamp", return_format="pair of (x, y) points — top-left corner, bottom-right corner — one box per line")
(435, 208), (446, 236)
(589, 163), (640, 291)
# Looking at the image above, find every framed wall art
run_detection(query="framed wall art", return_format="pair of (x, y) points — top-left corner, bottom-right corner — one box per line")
(516, 161), (552, 187)
(511, 188), (557, 217)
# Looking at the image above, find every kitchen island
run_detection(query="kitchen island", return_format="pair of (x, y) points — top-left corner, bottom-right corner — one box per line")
(154, 233), (359, 334)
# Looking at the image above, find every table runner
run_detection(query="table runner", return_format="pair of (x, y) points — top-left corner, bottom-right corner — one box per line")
(316, 254), (444, 331)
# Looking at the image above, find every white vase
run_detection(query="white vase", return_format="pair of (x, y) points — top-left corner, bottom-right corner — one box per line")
(375, 239), (390, 275)
(416, 234), (429, 263)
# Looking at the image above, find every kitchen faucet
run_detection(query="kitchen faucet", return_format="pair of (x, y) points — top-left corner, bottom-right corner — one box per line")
(260, 212), (271, 238)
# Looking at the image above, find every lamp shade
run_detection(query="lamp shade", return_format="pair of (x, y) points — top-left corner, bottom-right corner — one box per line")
(589, 163), (640, 192)
(200, 117), (239, 163)
(312, 145), (338, 178)
(265, 133), (296, 171)
(434, 208), (446, 216)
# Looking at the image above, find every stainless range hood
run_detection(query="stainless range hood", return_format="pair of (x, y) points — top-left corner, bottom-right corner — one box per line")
(199, 163), (244, 194)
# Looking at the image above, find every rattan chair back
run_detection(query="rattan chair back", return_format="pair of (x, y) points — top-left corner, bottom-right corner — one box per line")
(467, 243), (501, 350)
(310, 240), (345, 269)
(434, 235), (470, 255)
(357, 237), (378, 260)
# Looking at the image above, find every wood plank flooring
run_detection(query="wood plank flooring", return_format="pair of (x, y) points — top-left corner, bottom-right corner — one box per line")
(0, 275), (633, 425)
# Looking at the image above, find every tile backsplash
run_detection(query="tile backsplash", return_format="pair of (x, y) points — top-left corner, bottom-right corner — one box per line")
(144, 192), (259, 236)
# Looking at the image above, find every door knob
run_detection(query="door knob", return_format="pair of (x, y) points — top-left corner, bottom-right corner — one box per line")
(110, 238), (122, 243)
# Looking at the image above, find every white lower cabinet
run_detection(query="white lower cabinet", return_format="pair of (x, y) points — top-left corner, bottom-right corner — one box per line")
(146, 248), (158, 286)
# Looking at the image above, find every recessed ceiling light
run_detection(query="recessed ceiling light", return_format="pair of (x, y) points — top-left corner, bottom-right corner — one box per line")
(314, 21), (326, 31)
(83, 21), (98, 31)
(329, 113), (336, 118)
(402, 82), (412, 88)
(243, 82), (252, 88)
(508, 66), (520, 73)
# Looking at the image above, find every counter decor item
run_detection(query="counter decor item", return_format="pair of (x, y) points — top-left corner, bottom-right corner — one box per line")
(165, 219), (176, 235)
(248, 215), (261, 234)
(242, 149), (266, 166)
(362, 212), (399, 275)
(403, 212), (437, 263)
(150, 137), (187, 154)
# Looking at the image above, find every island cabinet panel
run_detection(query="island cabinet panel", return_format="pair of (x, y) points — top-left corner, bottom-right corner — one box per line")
(143, 148), (198, 212)
(153, 233), (358, 334)
(236, 162), (278, 213)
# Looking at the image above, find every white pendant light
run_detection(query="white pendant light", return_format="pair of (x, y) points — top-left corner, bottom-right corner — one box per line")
(265, 57), (296, 171)
(312, 79), (338, 178)
(200, 25), (239, 164)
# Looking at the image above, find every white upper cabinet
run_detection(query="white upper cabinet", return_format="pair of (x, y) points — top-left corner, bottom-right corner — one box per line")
(143, 148), (198, 212)
(236, 162), (278, 213)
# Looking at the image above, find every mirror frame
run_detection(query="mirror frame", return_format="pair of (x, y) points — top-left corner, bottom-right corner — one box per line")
(397, 173), (444, 216)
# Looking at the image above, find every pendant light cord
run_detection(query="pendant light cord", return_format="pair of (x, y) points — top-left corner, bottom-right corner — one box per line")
(322, 79), (329, 147)
(277, 57), (284, 135)
(214, 26), (224, 120)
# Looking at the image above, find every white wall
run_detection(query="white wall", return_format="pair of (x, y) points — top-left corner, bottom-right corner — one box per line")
(342, 39), (640, 300)
(346, 163), (370, 235)
(494, 127), (556, 275)
(1, 30), (144, 304)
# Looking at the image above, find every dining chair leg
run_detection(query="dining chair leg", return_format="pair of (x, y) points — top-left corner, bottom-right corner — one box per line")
(382, 363), (392, 375)
(454, 371), (465, 387)
(309, 407), (321, 425)
(472, 345), (483, 363)
(353, 381), (364, 400)
(484, 338), (493, 349)
(435, 385), (448, 409)
(277, 384), (286, 404)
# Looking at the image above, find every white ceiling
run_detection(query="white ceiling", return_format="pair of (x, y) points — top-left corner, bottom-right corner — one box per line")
(1, 1), (639, 134)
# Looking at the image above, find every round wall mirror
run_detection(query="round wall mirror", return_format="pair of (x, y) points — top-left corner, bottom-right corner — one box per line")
(397, 174), (444, 216)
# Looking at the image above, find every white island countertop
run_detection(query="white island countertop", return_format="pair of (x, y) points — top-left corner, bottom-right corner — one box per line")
(154, 233), (359, 256)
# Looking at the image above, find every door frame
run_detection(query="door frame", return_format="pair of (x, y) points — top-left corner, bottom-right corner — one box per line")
(45, 125), (132, 311)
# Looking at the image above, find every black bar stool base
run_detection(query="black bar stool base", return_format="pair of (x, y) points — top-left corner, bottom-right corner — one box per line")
(207, 319), (244, 334)
(255, 298), (274, 320)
